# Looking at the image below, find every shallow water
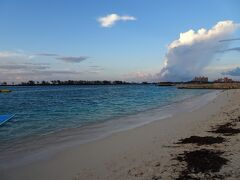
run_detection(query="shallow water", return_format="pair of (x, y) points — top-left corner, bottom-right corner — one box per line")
(0, 85), (217, 168)
(0, 85), (211, 142)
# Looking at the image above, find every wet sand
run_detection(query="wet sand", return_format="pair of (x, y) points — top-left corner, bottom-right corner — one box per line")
(1, 89), (240, 179)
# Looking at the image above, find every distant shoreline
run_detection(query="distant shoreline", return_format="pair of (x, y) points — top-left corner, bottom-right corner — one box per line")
(0, 81), (156, 86)
(0, 84), (156, 86)
(177, 82), (240, 89)
(1, 80), (240, 88)
(157, 82), (240, 89)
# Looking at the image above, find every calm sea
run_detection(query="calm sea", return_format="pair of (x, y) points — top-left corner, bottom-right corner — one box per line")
(0, 85), (215, 166)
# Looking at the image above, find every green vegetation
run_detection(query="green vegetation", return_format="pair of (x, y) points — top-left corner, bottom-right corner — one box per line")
(0, 80), (156, 86)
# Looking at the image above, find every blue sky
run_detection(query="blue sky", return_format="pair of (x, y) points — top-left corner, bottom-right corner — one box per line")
(0, 0), (240, 82)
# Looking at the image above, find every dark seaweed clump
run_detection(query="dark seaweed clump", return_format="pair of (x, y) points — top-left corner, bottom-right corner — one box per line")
(210, 123), (240, 136)
(231, 116), (240, 122)
(177, 149), (228, 174)
(177, 136), (225, 145)
(176, 173), (225, 180)
(176, 172), (200, 180)
(152, 175), (161, 180)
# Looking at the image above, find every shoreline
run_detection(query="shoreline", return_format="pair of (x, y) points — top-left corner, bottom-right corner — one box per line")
(2, 89), (240, 179)
(177, 82), (240, 89)
(0, 90), (218, 169)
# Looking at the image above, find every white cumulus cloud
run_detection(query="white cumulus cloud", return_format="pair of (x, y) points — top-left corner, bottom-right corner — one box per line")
(97, 13), (136, 27)
(158, 20), (240, 81)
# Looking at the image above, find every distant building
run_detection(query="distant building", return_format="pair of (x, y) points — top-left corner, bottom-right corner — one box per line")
(214, 77), (233, 83)
(192, 76), (208, 83)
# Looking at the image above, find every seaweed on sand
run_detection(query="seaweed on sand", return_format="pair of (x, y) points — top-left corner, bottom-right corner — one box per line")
(232, 116), (240, 122)
(210, 122), (240, 136)
(177, 136), (225, 145)
(176, 172), (225, 180)
(176, 149), (228, 179)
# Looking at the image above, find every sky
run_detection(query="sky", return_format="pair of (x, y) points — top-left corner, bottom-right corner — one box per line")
(0, 0), (240, 83)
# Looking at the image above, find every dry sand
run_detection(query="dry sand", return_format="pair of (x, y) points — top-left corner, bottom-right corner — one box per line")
(1, 90), (240, 180)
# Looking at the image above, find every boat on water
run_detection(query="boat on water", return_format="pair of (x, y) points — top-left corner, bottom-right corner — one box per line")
(0, 114), (15, 126)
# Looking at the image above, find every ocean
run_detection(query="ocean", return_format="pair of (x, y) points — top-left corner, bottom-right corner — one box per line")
(0, 85), (217, 167)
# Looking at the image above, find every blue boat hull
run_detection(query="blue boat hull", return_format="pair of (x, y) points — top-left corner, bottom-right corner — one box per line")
(0, 115), (14, 126)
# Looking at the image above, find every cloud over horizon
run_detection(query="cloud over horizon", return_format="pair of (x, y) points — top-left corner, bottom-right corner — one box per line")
(222, 67), (240, 76)
(35, 53), (59, 57)
(0, 63), (49, 71)
(0, 51), (34, 60)
(221, 47), (240, 52)
(56, 56), (89, 63)
(0, 51), (95, 82)
(37, 53), (89, 63)
(98, 13), (136, 27)
(158, 20), (240, 82)
(219, 37), (240, 42)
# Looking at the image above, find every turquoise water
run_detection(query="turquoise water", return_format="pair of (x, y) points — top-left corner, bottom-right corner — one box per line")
(0, 85), (211, 144)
